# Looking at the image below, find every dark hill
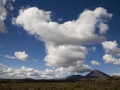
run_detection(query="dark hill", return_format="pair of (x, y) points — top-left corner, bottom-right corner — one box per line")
(65, 75), (84, 80)
(86, 70), (110, 78)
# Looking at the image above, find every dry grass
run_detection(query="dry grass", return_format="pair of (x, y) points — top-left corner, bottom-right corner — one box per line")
(0, 78), (120, 90)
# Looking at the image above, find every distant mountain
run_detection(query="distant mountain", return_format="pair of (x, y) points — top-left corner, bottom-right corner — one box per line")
(64, 75), (84, 80)
(86, 70), (110, 78)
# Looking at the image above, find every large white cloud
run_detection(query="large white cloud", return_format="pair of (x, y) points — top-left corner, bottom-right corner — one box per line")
(12, 7), (112, 73)
(0, 0), (7, 33)
(0, 0), (15, 33)
(44, 44), (93, 73)
(12, 7), (112, 46)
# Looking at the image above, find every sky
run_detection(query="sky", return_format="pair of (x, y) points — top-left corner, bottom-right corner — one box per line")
(0, 0), (120, 79)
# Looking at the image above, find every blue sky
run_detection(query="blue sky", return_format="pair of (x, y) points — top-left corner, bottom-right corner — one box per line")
(0, 0), (120, 79)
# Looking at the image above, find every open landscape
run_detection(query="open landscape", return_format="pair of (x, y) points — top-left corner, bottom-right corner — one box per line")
(0, 0), (120, 90)
(1, 78), (120, 90)
(0, 70), (120, 90)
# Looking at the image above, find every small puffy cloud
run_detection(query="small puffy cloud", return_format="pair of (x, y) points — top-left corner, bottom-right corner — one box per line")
(5, 51), (29, 62)
(102, 41), (120, 56)
(103, 54), (120, 65)
(91, 60), (100, 66)
(5, 55), (15, 59)
(12, 7), (112, 74)
(14, 51), (28, 61)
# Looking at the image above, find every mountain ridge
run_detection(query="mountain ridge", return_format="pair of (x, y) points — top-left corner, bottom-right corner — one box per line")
(62, 69), (111, 80)
(85, 69), (110, 78)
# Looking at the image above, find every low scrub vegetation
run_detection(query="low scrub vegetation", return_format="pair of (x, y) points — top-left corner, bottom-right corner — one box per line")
(0, 78), (120, 90)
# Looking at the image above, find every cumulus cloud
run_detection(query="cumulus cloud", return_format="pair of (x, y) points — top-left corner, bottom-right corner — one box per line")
(5, 51), (29, 62)
(99, 23), (109, 35)
(0, 0), (7, 33)
(12, 7), (112, 46)
(14, 51), (28, 61)
(45, 45), (88, 67)
(102, 41), (120, 56)
(91, 60), (100, 66)
(12, 7), (112, 73)
(102, 41), (120, 66)
(44, 45), (93, 73)
(103, 54), (120, 65)
(0, 63), (55, 79)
